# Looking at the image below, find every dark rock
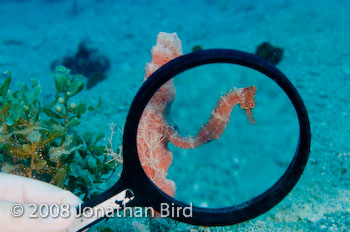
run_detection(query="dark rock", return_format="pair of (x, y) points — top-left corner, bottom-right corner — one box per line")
(192, 45), (203, 52)
(51, 41), (110, 89)
(255, 42), (284, 65)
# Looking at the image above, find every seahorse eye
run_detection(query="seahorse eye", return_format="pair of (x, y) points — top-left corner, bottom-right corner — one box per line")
(250, 104), (255, 108)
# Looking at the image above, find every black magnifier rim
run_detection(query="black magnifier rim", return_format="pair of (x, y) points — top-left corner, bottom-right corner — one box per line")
(122, 49), (311, 226)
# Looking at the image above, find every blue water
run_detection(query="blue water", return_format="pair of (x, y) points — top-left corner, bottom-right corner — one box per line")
(1, 0), (349, 231)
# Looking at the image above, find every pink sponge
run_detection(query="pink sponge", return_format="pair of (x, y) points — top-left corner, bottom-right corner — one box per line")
(137, 32), (256, 198)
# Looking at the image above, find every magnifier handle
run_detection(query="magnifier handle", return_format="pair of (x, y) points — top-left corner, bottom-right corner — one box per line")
(66, 189), (134, 232)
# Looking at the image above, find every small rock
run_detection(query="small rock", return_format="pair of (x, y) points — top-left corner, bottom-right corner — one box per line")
(255, 42), (284, 65)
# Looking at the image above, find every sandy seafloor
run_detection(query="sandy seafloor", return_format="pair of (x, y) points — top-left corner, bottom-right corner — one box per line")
(1, 0), (350, 231)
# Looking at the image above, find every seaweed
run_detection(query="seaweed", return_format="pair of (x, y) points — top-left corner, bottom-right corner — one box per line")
(0, 66), (120, 201)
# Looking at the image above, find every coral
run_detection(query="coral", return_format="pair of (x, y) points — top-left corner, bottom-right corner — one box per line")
(255, 42), (284, 65)
(137, 32), (257, 197)
(51, 41), (110, 89)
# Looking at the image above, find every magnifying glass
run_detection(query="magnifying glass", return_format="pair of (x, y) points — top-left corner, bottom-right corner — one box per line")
(68, 49), (311, 232)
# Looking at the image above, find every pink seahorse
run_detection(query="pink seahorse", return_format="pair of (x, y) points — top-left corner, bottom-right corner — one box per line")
(137, 32), (256, 197)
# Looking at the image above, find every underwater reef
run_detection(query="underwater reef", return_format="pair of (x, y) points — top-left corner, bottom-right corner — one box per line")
(1, 0), (350, 230)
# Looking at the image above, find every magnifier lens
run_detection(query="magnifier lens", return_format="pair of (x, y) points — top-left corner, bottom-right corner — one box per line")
(137, 63), (299, 208)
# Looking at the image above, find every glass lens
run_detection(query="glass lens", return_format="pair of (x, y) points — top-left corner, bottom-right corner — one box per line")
(136, 63), (299, 208)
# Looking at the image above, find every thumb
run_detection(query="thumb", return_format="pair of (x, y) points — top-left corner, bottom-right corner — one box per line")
(0, 173), (82, 232)
(0, 199), (81, 232)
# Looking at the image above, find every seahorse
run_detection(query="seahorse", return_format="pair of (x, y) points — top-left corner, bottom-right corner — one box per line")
(137, 32), (256, 197)
(167, 86), (256, 149)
